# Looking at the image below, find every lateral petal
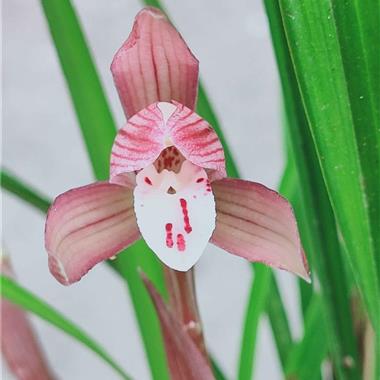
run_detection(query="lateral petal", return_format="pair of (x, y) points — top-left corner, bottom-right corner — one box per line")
(111, 7), (199, 118)
(211, 178), (310, 281)
(45, 182), (140, 285)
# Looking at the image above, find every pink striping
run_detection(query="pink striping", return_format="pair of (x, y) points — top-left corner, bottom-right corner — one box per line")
(210, 178), (310, 281)
(110, 8), (199, 118)
(165, 102), (226, 181)
(177, 234), (186, 251)
(166, 223), (174, 248)
(180, 198), (192, 234)
(45, 182), (141, 285)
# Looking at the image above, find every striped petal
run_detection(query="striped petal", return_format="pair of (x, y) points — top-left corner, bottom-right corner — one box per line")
(45, 182), (140, 285)
(134, 160), (216, 271)
(1, 256), (55, 380)
(110, 102), (226, 183)
(141, 273), (214, 380)
(166, 101), (226, 181)
(211, 178), (310, 281)
(110, 103), (166, 184)
(111, 7), (199, 118)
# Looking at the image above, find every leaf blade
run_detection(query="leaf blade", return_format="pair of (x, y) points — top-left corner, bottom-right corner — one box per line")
(1, 275), (132, 380)
(278, 0), (380, 328)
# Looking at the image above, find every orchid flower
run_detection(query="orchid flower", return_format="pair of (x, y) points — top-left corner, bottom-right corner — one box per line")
(45, 7), (309, 285)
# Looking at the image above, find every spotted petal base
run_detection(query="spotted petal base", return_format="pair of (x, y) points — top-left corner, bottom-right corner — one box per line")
(134, 160), (216, 271)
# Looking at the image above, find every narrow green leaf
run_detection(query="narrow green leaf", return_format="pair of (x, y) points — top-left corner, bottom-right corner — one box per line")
(278, 0), (380, 328)
(1, 275), (132, 380)
(211, 357), (229, 380)
(237, 160), (298, 379)
(285, 295), (328, 380)
(238, 265), (272, 380)
(39, 1), (169, 378)
(1, 168), (50, 213)
(264, 1), (361, 378)
(331, 1), (380, 276)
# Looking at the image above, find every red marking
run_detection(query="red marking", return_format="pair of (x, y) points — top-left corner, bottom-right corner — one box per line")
(175, 159), (180, 165)
(144, 177), (152, 185)
(180, 198), (192, 234)
(165, 223), (173, 248)
(196, 178), (205, 183)
(162, 150), (167, 157)
(177, 234), (186, 251)
(173, 148), (179, 156)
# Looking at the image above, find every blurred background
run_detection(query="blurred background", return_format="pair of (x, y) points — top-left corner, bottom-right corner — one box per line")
(2, 0), (302, 378)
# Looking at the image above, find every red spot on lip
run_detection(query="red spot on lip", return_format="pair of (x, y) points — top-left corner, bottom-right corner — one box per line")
(165, 223), (173, 248)
(144, 177), (152, 185)
(196, 178), (205, 183)
(180, 198), (192, 234)
(177, 234), (186, 251)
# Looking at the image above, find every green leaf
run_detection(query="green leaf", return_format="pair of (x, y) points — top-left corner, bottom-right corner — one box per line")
(39, 1), (169, 379)
(277, 0), (380, 329)
(1, 168), (51, 213)
(211, 356), (229, 380)
(237, 160), (297, 379)
(264, 1), (361, 378)
(285, 295), (328, 380)
(238, 265), (272, 380)
(1, 275), (132, 380)
(40, 0), (115, 181)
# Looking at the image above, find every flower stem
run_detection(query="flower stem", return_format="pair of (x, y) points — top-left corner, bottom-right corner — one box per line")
(164, 267), (209, 360)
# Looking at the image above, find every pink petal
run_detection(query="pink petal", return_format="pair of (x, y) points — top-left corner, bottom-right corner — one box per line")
(1, 257), (55, 380)
(110, 103), (166, 184)
(133, 160), (216, 271)
(111, 7), (199, 118)
(141, 273), (214, 380)
(166, 101), (226, 181)
(110, 101), (226, 183)
(211, 178), (310, 281)
(45, 182), (140, 285)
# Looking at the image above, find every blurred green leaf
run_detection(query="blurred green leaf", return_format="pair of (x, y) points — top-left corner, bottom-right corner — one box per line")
(1, 168), (50, 213)
(277, 0), (380, 330)
(40, 0), (115, 181)
(1, 275), (132, 380)
(211, 357), (229, 380)
(238, 160), (297, 379)
(285, 295), (328, 380)
(238, 265), (272, 380)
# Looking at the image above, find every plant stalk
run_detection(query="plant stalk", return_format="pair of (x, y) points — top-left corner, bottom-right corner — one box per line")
(164, 267), (209, 361)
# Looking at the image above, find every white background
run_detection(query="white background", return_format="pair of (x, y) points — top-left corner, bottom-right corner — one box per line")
(2, 0), (302, 379)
